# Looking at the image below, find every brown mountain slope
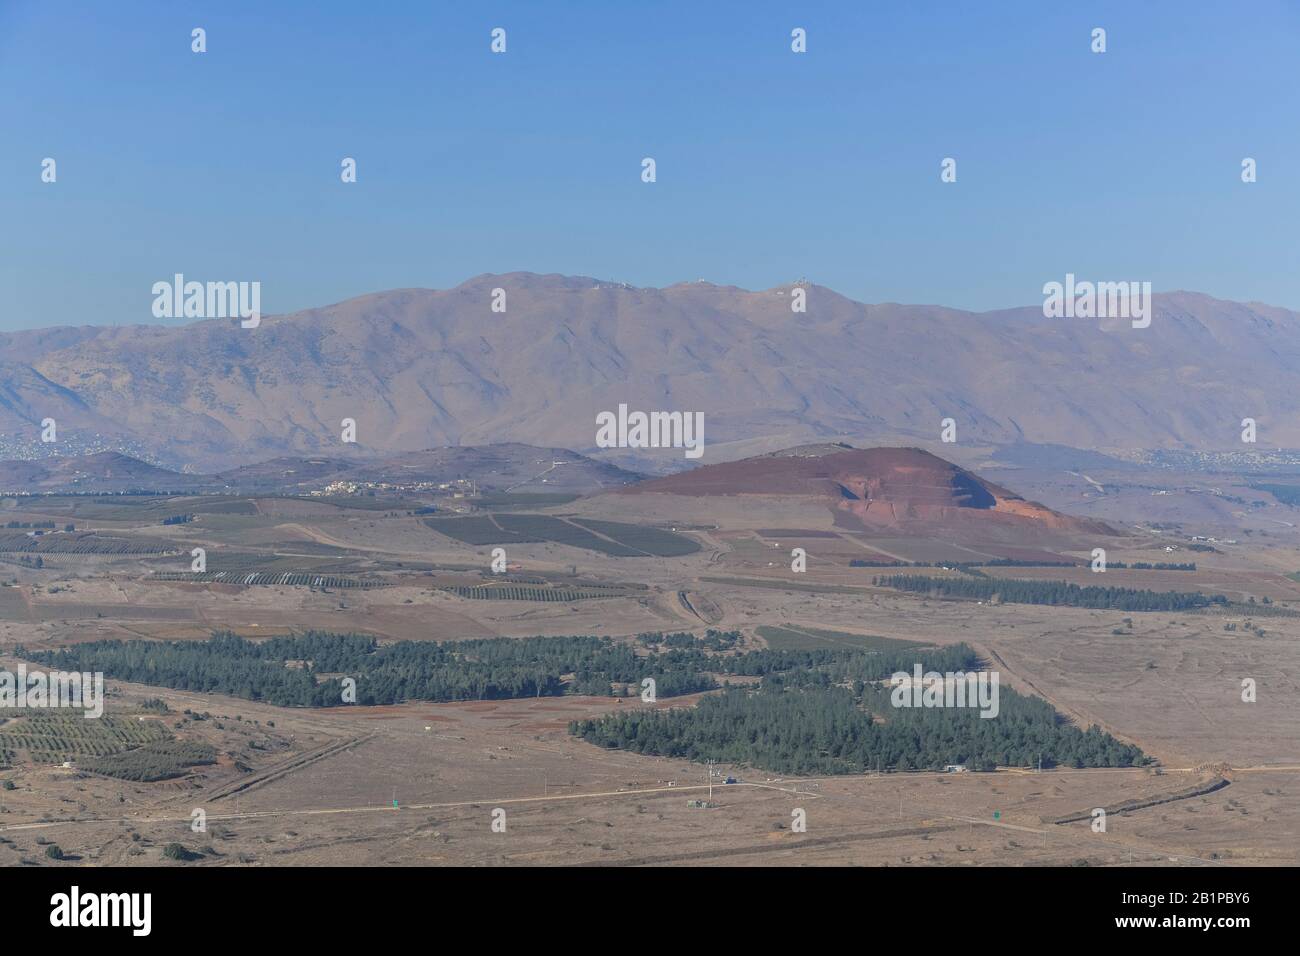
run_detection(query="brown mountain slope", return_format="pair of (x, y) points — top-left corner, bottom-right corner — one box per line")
(616, 445), (1116, 539)
(0, 452), (190, 493)
(0, 444), (639, 495)
(2, 273), (1298, 469)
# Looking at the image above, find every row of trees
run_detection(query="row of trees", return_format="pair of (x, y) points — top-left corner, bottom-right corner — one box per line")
(1250, 482), (1300, 506)
(21, 631), (729, 708)
(21, 631), (982, 710)
(873, 574), (1226, 612)
(636, 629), (742, 651)
(80, 741), (217, 782)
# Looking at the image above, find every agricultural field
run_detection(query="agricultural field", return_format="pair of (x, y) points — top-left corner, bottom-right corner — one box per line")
(491, 515), (640, 556)
(473, 493), (580, 510)
(426, 513), (697, 557)
(0, 711), (171, 765)
(78, 739), (219, 782)
(852, 536), (1006, 565)
(180, 498), (261, 516)
(440, 583), (619, 602)
(0, 532), (176, 555)
(150, 571), (390, 589)
(570, 518), (701, 556)
(0, 469), (1298, 870)
(425, 515), (545, 546)
(1, 496), (174, 522)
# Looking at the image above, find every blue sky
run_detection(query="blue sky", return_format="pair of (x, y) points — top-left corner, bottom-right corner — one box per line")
(2, 0), (1298, 330)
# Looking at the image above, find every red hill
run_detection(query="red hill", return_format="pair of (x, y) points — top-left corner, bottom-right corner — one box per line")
(617, 445), (1114, 539)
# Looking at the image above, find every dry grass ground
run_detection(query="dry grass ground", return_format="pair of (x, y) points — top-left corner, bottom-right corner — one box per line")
(1, 481), (1298, 866)
(3, 682), (1294, 867)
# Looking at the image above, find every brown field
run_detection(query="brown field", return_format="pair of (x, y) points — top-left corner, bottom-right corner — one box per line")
(2, 477), (1298, 867)
(2, 679), (1294, 867)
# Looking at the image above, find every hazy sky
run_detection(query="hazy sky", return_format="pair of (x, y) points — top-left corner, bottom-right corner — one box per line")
(2, 0), (1298, 330)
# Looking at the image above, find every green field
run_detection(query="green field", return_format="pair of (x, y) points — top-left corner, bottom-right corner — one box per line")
(0, 711), (170, 764)
(0, 709), (216, 781)
(79, 740), (218, 782)
(426, 516), (545, 546)
(571, 518), (701, 556)
(427, 513), (697, 557)
(494, 515), (642, 555)
(473, 493), (580, 509)
(3, 496), (172, 521)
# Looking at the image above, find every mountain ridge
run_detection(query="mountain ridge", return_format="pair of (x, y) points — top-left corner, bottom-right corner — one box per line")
(0, 443), (642, 496)
(3, 273), (1297, 470)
